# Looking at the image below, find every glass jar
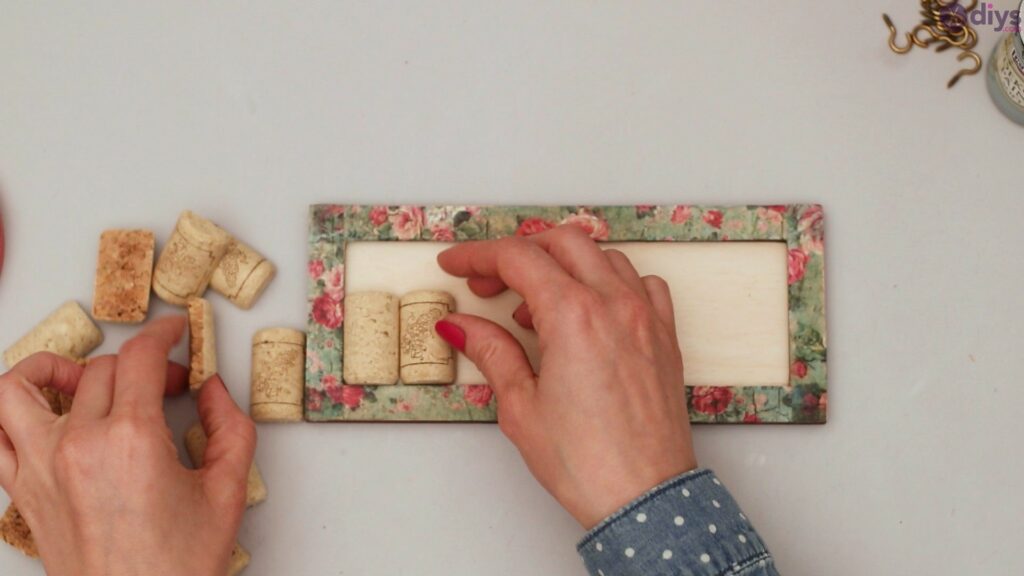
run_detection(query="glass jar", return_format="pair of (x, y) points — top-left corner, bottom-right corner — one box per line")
(987, 1), (1024, 125)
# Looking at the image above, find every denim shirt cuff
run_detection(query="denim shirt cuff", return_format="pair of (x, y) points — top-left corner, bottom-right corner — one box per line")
(576, 468), (776, 576)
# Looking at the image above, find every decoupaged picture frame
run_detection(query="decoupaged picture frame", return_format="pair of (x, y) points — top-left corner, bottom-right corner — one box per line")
(305, 204), (826, 424)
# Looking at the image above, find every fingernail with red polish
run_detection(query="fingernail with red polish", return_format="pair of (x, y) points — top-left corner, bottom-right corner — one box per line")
(435, 320), (466, 352)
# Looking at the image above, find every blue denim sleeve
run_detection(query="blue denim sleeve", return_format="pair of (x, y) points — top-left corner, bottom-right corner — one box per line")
(577, 469), (779, 576)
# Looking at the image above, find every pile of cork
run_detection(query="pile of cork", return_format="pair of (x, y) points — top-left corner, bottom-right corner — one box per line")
(0, 211), (303, 575)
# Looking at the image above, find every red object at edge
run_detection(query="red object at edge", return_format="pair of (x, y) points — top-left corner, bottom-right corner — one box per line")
(0, 208), (5, 281)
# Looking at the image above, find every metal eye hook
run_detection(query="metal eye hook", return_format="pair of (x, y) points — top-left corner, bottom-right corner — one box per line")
(884, 14), (915, 54)
(911, 23), (941, 48)
(948, 50), (982, 88)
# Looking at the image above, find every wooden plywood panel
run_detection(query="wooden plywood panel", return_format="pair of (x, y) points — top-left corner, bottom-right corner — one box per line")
(344, 241), (789, 388)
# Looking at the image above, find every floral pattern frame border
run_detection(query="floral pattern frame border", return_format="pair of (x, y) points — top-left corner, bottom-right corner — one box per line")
(306, 204), (826, 424)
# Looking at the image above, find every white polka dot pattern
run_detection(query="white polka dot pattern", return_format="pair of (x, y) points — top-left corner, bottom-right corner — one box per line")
(577, 469), (776, 576)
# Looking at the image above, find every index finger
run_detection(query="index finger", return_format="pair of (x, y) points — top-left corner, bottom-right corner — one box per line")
(6, 352), (85, 397)
(112, 315), (186, 415)
(437, 237), (578, 310)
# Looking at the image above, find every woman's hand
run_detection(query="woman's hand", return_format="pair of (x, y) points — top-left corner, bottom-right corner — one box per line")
(436, 225), (697, 529)
(0, 316), (255, 576)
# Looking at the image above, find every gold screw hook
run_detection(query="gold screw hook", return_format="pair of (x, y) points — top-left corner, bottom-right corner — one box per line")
(947, 50), (982, 88)
(884, 14), (916, 54)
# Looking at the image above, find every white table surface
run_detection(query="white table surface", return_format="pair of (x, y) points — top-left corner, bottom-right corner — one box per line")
(2, 2), (1022, 575)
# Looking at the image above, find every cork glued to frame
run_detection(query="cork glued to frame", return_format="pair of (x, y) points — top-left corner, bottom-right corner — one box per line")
(342, 291), (400, 385)
(400, 290), (456, 385)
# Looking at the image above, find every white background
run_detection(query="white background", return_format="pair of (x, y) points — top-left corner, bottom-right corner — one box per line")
(1, 2), (1022, 575)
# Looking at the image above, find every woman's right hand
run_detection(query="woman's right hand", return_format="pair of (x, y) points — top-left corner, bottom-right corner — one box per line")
(436, 225), (697, 529)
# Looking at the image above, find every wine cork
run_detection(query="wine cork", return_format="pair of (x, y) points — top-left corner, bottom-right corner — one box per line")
(3, 301), (103, 369)
(211, 240), (276, 310)
(343, 291), (399, 386)
(0, 386), (69, 557)
(251, 328), (305, 422)
(92, 229), (156, 323)
(187, 297), (218, 395)
(400, 291), (456, 385)
(153, 211), (232, 306)
(184, 423), (268, 507)
(227, 542), (251, 576)
(0, 504), (36, 558)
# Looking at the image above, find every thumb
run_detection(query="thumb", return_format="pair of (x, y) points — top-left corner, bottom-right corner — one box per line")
(436, 313), (537, 401)
(196, 374), (256, 509)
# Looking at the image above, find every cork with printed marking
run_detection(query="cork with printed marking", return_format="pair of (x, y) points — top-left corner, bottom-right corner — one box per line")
(211, 240), (276, 310)
(400, 290), (456, 385)
(153, 211), (231, 306)
(250, 328), (305, 422)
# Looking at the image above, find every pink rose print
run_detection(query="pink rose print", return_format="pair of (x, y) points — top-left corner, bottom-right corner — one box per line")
(308, 259), (325, 280)
(560, 211), (610, 241)
(341, 385), (365, 410)
(791, 360), (808, 379)
(636, 205), (655, 216)
(691, 386), (734, 415)
(768, 205), (787, 214)
(306, 349), (324, 374)
(799, 205), (823, 230)
(390, 206), (425, 240)
(322, 374), (343, 404)
(670, 205), (692, 224)
(516, 217), (556, 237)
(742, 412), (761, 424)
(369, 205), (389, 227)
(803, 393), (819, 409)
(464, 385), (494, 408)
(818, 392), (827, 411)
(431, 224), (455, 242)
(323, 265), (344, 300)
(306, 389), (324, 412)
(754, 393), (768, 409)
(758, 207), (784, 225)
(788, 248), (809, 285)
(396, 401), (413, 413)
(702, 210), (724, 229)
(799, 205), (825, 254)
(312, 293), (343, 329)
